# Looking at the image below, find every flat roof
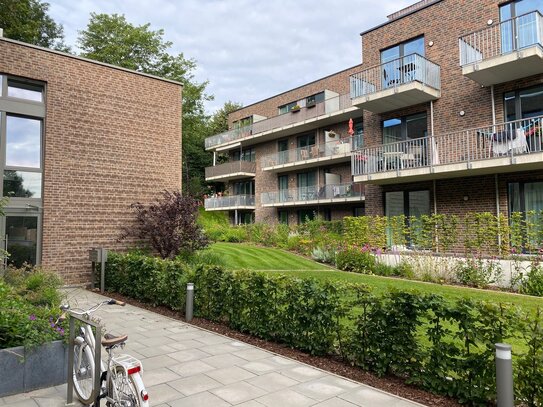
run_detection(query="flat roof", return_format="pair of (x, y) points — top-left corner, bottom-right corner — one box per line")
(359, 0), (443, 37)
(0, 36), (184, 87)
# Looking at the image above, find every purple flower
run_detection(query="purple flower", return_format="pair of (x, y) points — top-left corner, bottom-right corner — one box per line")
(50, 322), (55, 328)
(29, 314), (36, 321)
(375, 248), (382, 256)
(56, 327), (62, 332)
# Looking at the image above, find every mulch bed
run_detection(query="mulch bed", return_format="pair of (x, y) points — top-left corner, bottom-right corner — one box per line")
(100, 289), (461, 407)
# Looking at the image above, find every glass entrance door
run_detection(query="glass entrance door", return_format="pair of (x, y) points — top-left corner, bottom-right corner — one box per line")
(1, 213), (41, 268)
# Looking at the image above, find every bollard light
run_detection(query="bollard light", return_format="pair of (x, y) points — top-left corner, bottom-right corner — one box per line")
(495, 343), (514, 407)
(186, 283), (194, 322)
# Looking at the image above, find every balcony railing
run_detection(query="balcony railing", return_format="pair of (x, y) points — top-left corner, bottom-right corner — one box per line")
(261, 136), (358, 168)
(261, 183), (364, 205)
(460, 11), (543, 66)
(205, 160), (256, 179)
(204, 195), (255, 210)
(350, 53), (441, 99)
(205, 93), (354, 149)
(352, 115), (543, 177)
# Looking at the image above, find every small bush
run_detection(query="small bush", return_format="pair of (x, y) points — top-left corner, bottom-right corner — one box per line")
(454, 256), (503, 288)
(335, 247), (376, 273)
(515, 258), (543, 296)
(311, 246), (335, 264)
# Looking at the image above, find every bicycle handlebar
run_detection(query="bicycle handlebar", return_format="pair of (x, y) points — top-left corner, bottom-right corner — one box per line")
(60, 298), (126, 317)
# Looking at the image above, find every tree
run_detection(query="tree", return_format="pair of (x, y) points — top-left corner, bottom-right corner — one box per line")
(0, 0), (69, 51)
(78, 13), (212, 196)
(122, 191), (208, 259)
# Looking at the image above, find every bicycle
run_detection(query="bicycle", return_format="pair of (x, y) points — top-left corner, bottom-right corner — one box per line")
(61, 299), (149, 407)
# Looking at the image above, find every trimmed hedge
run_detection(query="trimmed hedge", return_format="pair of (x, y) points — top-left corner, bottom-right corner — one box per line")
(105, 252), (543, 406)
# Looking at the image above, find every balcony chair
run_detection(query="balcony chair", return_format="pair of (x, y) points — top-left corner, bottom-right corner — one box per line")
(310, 145), (320, 158)
(300, 149), (310, 160)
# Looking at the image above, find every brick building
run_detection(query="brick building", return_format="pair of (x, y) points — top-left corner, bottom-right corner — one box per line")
(0, 37), (182, 284)
(205, 0), (543, 227)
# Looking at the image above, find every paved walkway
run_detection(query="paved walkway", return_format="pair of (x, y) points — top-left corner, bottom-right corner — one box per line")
(2, 289), (425, 407)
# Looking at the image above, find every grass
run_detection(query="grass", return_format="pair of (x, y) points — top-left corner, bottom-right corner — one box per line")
(209, 242), (543, 314)
(210, 242), (331, 271)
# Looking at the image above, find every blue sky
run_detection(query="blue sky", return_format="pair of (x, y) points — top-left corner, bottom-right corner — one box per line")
(48, 0), (414, 113)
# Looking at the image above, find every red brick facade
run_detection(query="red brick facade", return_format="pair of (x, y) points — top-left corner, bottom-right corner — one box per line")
(0, 38), (182, 284)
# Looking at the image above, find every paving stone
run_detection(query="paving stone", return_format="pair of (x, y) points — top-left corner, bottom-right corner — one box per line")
(146, 383), (183, 405)
(313, 398), (359, 407)
(292, 377), (349, 401)
(1, 400), (39, 407)
(256, 388), (316, 407)
(339, 386), (414, 407)
(168, 373), (222, 396)
(166, 332), (203, 341)
(143, 366), (182, 387)
(201, 353), (248, 368)
(282, 365), (327, 382)
(198, 342), (247, 355)
(241, 360), (280, 374)
(267, 355), (298, 367)
(169, 340), (205, 350)
(168, 360), (216, 377)
(140, 354), (179, 370)
(169, 348), (211, 363)
(138, 344), (177, 358)
(233, 348), (272, 361)
(168, 391), (232, 407)
(247, 372), (300, 392)
(210, 381), (267, 405)
(138, 335), (176, 347)
(205, 366), (256, 385)
(192, 333), (231, 345)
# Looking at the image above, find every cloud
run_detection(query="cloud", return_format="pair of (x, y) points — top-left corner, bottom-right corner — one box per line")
(48, 0), (414, 113)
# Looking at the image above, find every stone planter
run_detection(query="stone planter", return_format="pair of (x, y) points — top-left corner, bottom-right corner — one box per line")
(0, 340), (68, 397)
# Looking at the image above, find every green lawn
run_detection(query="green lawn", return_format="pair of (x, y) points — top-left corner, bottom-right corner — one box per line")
(209, 242), (543, 314)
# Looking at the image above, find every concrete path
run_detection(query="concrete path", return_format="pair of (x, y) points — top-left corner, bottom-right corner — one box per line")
(2, 289), (425, 407)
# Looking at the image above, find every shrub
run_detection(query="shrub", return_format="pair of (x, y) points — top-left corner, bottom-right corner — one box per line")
(335, 246), (376, 273)
(515, 258), (543, 297)
(311, 246), (335, 264)
(454, 256), (503, 288)
(121, 190), (208, 259)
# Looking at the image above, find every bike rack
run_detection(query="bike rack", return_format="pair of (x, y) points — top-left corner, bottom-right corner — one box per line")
(66, 313), (102, 406)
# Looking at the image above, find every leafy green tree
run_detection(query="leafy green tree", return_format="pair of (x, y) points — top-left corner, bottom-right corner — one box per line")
(78, 13), (213, 196)
(0, 0), (69, 51)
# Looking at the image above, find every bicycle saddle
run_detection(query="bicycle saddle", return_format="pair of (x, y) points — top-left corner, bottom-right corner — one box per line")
(102, 333), (128, 348)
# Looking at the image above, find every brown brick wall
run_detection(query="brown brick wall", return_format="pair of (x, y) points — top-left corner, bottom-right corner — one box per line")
(0, 39), (182, 284)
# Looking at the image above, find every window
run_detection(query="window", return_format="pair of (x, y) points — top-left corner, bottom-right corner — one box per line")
(353, 207), (365, 217)
(306, 92), (325, 107)
(6, 216), (38, 267)
(4, 171), (41, 198)
(353, 121), (364, 150)
(297, 133), (315, 160)
(383, 113), (427, 144)
(298, 209), (315, 224)
(504, 85), (543, 121)
(297, 171), (317, 200)
(6, 115), (42, 168)
(381, 36), (425, 88)
(278, 210), (289, 224)
(232, 147), (255, 162)
(278, 139), (289, 164)
(7, 79), (43, 102)
(500, 1), (543, 53)
(509, 181), (543, 249)
(233, 116), (253, 129)
(278, 101), (298, 115)
(385, 190), (430, 247)
(278, 175), (289, 202)
(323, 208), (332, 221)
(233, 180), (254, 196)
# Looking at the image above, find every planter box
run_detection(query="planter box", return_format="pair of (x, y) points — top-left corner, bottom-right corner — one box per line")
(0, 340), (68, 397)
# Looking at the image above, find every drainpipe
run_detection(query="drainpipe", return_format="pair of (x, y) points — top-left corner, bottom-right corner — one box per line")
(491, 85), (496, 126)
(491, 86), (501, 248)
(213, 151), (216, 166)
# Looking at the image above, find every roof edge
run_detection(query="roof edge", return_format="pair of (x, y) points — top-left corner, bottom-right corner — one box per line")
(0, 36), (184, 87)
(231, 62), (364, 115)
(359, 0), (444, 37)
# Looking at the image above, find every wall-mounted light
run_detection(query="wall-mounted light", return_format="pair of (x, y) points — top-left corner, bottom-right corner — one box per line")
(459, 110), (466, 117)
(487, 19), (493, 25)
(463, 195), (469, 201)
(428, 41), (434, 47)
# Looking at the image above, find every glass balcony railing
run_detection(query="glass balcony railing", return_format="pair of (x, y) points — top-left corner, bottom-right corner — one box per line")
(204, 93), (354, 149)
(204, 160), (256, 180)
(261, 136), (358, 168)
(352, 115), (543, 177)
(204, 195), (255, 210)
(460, 10), (543, 66)
(261, 183), (364, 205)
(349, 53), (441, 99)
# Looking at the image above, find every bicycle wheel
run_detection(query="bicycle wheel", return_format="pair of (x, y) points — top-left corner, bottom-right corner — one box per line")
(107, 366), (140, 407)
(72, 340), (95, 404)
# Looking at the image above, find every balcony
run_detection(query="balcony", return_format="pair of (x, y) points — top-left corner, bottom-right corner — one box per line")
(204, 92), (362, 151)
(349, 53), (441, 114)
(261, 183), (364, 207)
(460, 11), (543, 86)
(205, 160), (256, 182)
(204, 195), (255, 211)
(261, 136), (356, 172)
(352, 115), (543, 184)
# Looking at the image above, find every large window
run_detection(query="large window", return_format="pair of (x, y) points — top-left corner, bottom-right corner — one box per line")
(385, 190), (430, 247)
(500, 0), (543, 53)
(278, 175), (289, 202)
(232, 147), (255, 162)
(353, 121), (364, 150)
(233, 180), (254, 196)
(381, 36), (425, 88)
(383, 113), (427, 144)
(509, 181), (543, 249)
(6, 216), (38, 267)
(278, 101), (298, 115)
(297, 171), (317, 200)
(297, 209), (315, 224)
(306, 92), (325, 107)
(7, 79), (43, 102)
(504, 85), (543, 121)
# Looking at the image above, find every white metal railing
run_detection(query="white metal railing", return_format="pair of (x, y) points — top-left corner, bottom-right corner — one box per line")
(460, 11), (543, 66)
(349, 53), (441, 99)
(352, 115), (543, 177)
(205, 160), (256, 179)
(204, 93), (354, 149)
(261, 136), (358, 168)
(261, 183), (364, 205)
(204, 195), (255, 209)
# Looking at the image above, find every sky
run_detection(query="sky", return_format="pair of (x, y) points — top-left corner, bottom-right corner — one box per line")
(48, 0), (414, 114)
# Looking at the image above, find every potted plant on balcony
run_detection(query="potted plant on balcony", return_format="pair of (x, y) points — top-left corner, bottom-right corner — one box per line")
(290, 104), (301, 113)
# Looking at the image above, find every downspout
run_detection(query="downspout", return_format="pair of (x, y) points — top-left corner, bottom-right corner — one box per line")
(491, 85), (502, 249)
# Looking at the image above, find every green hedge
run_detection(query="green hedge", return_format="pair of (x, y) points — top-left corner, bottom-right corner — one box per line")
(105, 252), (543, 406)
